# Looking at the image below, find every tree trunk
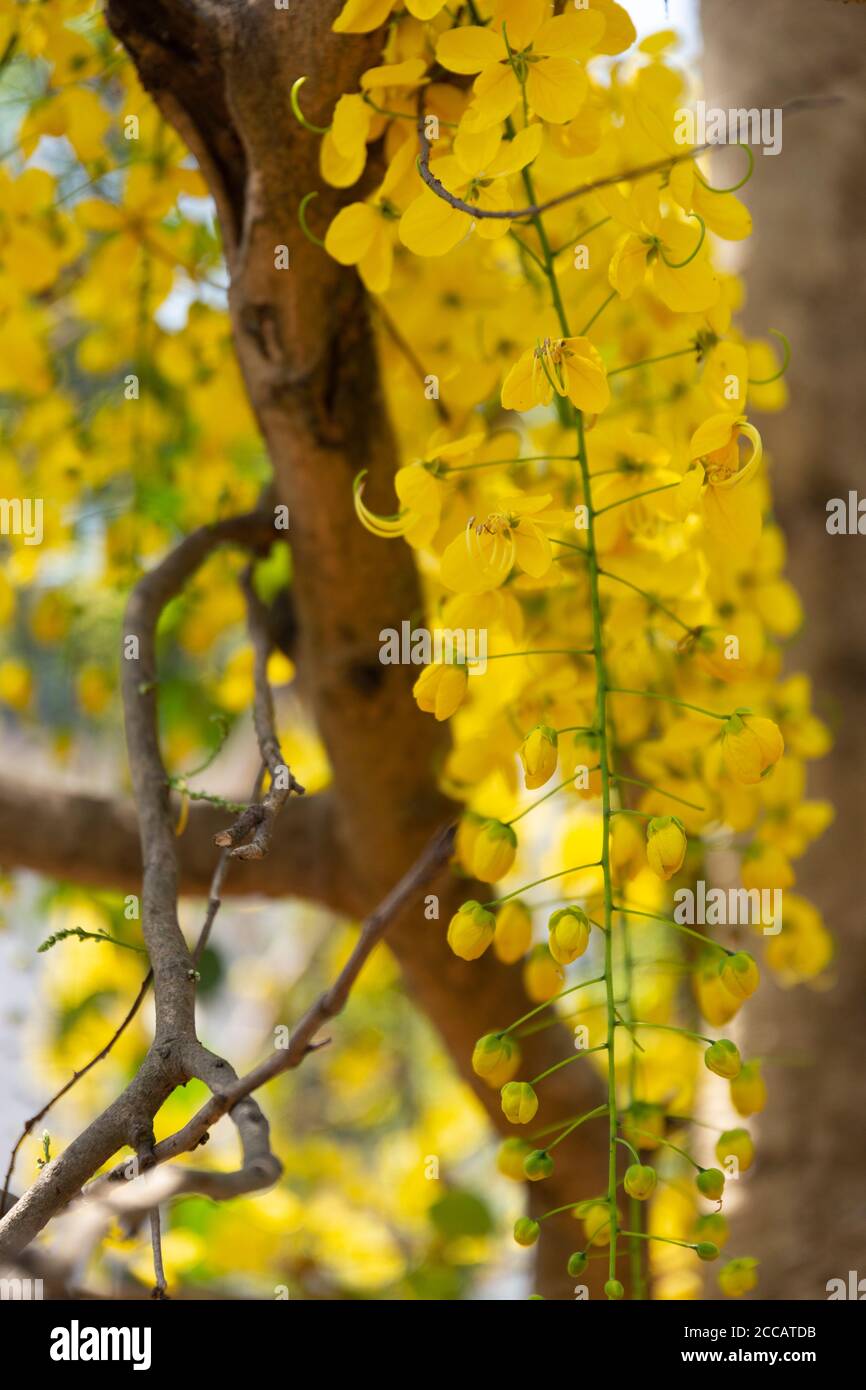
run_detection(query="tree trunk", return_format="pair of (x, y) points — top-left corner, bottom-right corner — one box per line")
(702, 0), (866, 1298)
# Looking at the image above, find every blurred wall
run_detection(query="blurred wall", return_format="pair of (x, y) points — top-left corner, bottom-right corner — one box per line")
(701, 0), (866, 1298)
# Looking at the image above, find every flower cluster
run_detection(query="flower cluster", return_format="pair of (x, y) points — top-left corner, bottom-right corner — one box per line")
(317, 0), (833, 1299)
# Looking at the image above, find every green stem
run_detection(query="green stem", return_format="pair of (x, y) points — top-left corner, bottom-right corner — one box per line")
(608, 345), (698, 377)
(546, 1103), (609, 1151)
(610, 774), (705, 812)
(531, 1045), (608, 1086)
(501, 974), (606, 1037)
(607, 687), (728, 720)
(483, 859), (601, 907)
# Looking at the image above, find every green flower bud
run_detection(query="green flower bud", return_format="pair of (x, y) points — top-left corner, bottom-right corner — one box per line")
(500, 1080), (539, 1125)
(695, 1212), (729, 1248)
(567, 1250), (588, 1277)
(696, 1241), (720, 1262)
(523, 1148), (554, 1181)
(513, 1217), (540, 1247)
(704, 1038), (742, 1079)
(605, 1278), (624, 1300)
(696, 1167), (726, 1201)
(623, 1163), (657, 1200)
(718, 1256), (759, 1298)
(719, 951), (760, 1000)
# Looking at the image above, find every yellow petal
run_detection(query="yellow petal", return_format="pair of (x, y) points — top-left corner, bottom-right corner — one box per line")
(333, 0), (394, 34)
(436, 26), (502, 75)
(325, 202), (378, 266)
(399, 188), (470, 256)
(525, 58), (587, 125)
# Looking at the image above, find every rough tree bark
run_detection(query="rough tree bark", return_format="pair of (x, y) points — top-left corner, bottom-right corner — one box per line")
(0, 0), (609, 1298)
(702, 0), (866, 1298)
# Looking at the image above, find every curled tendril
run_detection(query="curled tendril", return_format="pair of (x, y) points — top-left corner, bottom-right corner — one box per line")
(694, 143), (755, 194)
(749, 329), (791, 386)
(298, 192), (326, 248)
(660, 213), (706, 269)
(290, 76), (331, 135)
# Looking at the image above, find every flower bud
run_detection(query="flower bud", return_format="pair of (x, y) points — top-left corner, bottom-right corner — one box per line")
(694, 958), (742, 1026)
(695, 1212), (728, 1248)
(513, 1217), (540, 1247)
(623, 1163), (657, 1200)
(446, 900), (495, 961)
(718, 1256), (759, 1298)
(497, 1137), (532, 1181)
(721, 712), (784, 785)
(519, 724), (558, 790)
(715, 1127), (754, 1172)
(494, 899), (533, 964)
(412, 661), (468, 721)
(696, 1167), (725, 1201)
(579, 1199), (614, 1247)
(472, 818), (518, 882)
(523, 1149), (554, 1182)
(471, 1032), (520, 1086)
(695, 1241), (720, 1262)
(622, 1101), (665, 1152)
(704, 1038), (742, 1079)
(605, 1279), (624, 1300)
(547, 906), (590, 965)
(501, 1081), (539, 1125)
(719, 951), (760, 1000)
(646, 815), (688, 880)
(730, 1060), (766, 1117)
(522, 943), (564, 1003)
(567, 1251), (588, 1277)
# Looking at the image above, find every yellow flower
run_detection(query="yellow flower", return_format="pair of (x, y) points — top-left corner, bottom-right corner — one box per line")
(399, 123), (544, 256)
(472, 818), (517, 881)
(412, 662), (468, 720)
(501, 336), (609, 415)
(721, 712), (784, 785)
(688, 413), (764, 551)
(324, 138), (416, 292)
(547, 907), (590, 965)
(446, 900), (495, 961)
(440, 493), (559, 593)
(494, 900), (533, 964)
(646, 815), (687, 880)
(601, 182), (720, 313)
(519, 723), (558, 789)
(333, 0), (445, 34)
(436, 2), (605, 132)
